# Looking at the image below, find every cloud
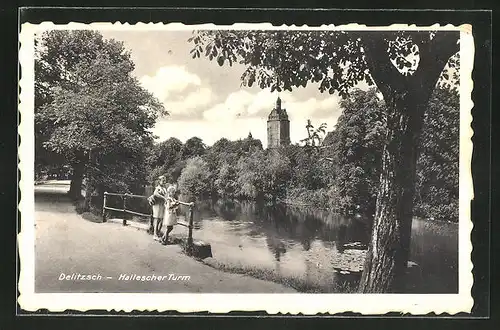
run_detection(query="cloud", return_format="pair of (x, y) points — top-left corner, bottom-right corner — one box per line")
(203, 90), (255, 122)
(286, 96), (340, 120)
(140, 66), (202, 102)
(203, 89), (291, 121)
(203, 88), (341, 123)
(140, 66), (215, 118)
(164, 87), (214, 118)
(180, 88), (344, 148)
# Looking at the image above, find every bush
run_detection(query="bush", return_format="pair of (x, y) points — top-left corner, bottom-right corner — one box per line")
(284, 187), (330, 209)
(214, 162), (238, 198)
(178, 156), (212, 199)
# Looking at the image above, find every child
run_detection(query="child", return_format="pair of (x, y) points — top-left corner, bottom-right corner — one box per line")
(150, 175), (167, 240)
(161, 185), (193, 245)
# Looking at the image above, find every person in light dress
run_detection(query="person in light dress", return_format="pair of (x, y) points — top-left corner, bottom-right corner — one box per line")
(160, 185), (193, 245)
(148, 175), (168, 240)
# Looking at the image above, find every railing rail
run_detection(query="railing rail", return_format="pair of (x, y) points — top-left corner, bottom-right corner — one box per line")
(102, 191), (195, 243)
(104, 192), (146, 199)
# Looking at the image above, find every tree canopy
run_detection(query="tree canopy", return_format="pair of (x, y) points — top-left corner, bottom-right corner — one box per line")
(189, 30), (459, 97)
(35, 30), (165, 205)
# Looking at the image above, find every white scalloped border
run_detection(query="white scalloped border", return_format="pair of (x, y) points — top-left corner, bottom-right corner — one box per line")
(17, 22), (474, 315)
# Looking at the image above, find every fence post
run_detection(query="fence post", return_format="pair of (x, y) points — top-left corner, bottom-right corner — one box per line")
(187, 204), (194, 254)
(122, 194), (127, 226)
(102, 192), (108, 223)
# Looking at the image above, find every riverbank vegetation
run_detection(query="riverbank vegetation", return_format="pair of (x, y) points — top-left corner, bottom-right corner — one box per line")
(202, 258), (357, 293)
(145, 87), (458, 223)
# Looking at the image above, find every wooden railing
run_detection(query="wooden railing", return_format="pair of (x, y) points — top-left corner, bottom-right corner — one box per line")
(102, 191), (194, 244)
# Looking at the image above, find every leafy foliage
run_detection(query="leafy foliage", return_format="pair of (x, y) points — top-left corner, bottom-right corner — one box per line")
(214, 161), (238, 198)
(189, 30), (368, 96)
(181, 137), (206, 159)
(414, 88), (460, 220)
(329, 88), (386, 216)
(300, 119), (328, 147)
(323, 87), (459, 221)
(147, 137), (183, 183)
(261, 151), (292, 201)
(178, 156), (211, 199)
(189, 30), (459, 97)
(35, 30), (165, 206)
(235, 149), (267, 200)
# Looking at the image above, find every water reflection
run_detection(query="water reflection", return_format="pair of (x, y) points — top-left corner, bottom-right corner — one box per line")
(177, 199), (457, 293)
(336, 225), (348, 253)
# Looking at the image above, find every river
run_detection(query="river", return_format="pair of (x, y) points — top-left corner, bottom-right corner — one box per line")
(175, 199), (458, 293)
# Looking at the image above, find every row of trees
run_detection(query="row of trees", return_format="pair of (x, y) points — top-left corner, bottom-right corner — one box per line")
(152, 87), (457, 225)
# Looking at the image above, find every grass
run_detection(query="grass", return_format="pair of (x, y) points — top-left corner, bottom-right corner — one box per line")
(201, 259), (357, 293)
(81, 211), (103, 223)
(74, 199), (104, 223)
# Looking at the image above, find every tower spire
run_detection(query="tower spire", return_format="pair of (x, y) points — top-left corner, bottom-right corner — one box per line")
(276, 95), (282, 110)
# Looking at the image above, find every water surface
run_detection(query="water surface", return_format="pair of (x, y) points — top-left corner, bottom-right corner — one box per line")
(175, 200), (458, 293)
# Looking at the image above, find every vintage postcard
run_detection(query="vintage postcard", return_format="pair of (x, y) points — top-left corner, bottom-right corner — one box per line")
(18, 21), (474, 314)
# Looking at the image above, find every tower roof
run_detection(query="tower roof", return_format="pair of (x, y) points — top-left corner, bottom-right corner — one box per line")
(268, 96), (289, 121)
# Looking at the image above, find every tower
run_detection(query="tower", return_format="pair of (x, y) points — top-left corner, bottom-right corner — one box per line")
(267, 96), (290, 148)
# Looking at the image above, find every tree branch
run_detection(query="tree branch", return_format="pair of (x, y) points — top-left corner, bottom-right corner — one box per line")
(413, 31), (459, 96)
(360, 32), (406, 96)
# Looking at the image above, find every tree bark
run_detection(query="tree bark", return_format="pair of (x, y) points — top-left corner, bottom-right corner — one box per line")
(83, 149), (96, 212)
(68, 159), (85, 200)
(83, 183), (93, 212)
(358, 31), (459, 293)
(358, 89), (427, 293)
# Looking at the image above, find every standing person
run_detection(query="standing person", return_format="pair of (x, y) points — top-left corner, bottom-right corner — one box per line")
(161, 185), (193, 245)
(149, 175), (168, 241)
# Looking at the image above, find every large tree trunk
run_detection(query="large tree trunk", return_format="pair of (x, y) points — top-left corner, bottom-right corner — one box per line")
(358, 89), (427, 293)
(83, 184), (93, 212)
(83, 149), (97, 212)
(358, 31), (459, 292)
(68, 159), (85, 200)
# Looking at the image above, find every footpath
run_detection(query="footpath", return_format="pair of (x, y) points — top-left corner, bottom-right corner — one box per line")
(34, 185), (295, 293)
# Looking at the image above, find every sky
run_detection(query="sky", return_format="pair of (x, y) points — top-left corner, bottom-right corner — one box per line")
(99, 30), (350, 148)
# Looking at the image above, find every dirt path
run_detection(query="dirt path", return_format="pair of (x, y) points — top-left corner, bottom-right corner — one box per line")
(34, 185), (295, 293)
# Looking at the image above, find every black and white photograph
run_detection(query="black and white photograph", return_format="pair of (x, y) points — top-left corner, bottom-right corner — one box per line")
(18, 21), (474, 314)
